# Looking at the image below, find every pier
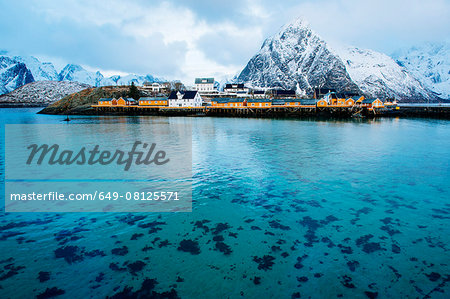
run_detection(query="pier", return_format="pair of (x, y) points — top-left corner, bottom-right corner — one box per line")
(90, 104), (450, 119)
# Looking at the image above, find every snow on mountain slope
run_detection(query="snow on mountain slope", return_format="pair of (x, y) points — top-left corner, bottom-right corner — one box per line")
(393, 42), (449, 100)
(113, 74), (160, 86)
(13, 55), (59, 81)
(238, 17), (440, 101)
(237, 18), (361, 95)
(0, 81), (91, 105)
(332, 45), (437, 101)
(0, 56), (34, 94)
(59, 64), (101, 86)
(58, 64), (161, 87)
(0, 52), (163, 95)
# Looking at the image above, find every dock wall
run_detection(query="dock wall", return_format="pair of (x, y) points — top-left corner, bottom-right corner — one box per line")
(88, 105), (450, 119)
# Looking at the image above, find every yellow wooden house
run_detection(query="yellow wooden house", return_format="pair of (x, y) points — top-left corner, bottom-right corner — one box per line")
(247, 99), (272, 108)
(283, 100), (301, 107)
(116, 97), (137, 106)
(361, 98), (384, 109)
(139, 97), (168, 106)
(98, 98), (115, 106)
(117, 97), (126, 106)
(317, 98), (328, 107)
(211, 98), (247, 108)
(336, 98), (346, 106)
(322, 92), (338, 106)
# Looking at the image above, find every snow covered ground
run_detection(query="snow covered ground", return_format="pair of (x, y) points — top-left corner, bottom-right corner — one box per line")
(393, 42), (450, 100)
(332, 45), (434, 100)
(0, 81), (90, 104)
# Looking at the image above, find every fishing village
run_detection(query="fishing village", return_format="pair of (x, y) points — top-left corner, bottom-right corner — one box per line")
(89, 78), (450, 118)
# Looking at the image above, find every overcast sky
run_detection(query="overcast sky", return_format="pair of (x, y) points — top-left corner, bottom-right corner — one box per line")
(1, 0), (449, 84)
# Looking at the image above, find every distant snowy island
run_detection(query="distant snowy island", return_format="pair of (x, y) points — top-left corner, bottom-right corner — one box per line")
(0, 52), (163, 95)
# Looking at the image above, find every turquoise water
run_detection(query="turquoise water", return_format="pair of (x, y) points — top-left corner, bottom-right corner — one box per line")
(0, 108), (449, 298)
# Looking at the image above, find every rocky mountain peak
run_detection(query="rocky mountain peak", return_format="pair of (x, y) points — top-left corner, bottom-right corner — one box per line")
(237, 18), (360, 95)
(237, 18), (441, 101)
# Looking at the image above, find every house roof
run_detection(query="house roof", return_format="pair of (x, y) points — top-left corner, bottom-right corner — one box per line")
(272, 100), (286, 105)
(225, 83), (245, 89)
(139, 97), (166, 101)
(280, 99), (316, 105)
(350, 96), (363, 101)
(214, 98), (246, 103)
(168, 90), (198, 100)
(168, 91), (178, 100)
(273, 89), (296, 96)
(125, 98), (137, 103)
(99, 98), (112, 101)
(362, 98), (379, 104)
(247, 99), (271, 103)
(299, 99), (317, 105)
(183, 91), (198, 100)
(195, 78), (214, 84)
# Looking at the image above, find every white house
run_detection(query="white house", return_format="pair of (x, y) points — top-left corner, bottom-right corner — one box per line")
(223, 83), (249, 94)
(143, 82), (171, 93)
(168, 90), (203, 107)
(194, 78), (215, 92)
(252, 90), (266, 98)
(150, 83), (161, 92)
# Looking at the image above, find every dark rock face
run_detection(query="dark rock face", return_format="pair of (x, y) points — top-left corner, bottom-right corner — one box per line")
(237, 18), (440, 102)
(0, 57), (34, 94)
(237, 19), (361, 96)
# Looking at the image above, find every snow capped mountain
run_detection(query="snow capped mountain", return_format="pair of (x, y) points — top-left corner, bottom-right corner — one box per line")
(393, 42), (449, 100)
(238, 18), (440, 101)
(59, 64), (103, 86)
(0, 56), (34, 94)
(58, 64), (162, 87)
(0, 81), (90, 105)
(237, 18), (361, 95)
(332, 45), (437, 101)
(113, 74), (160, 86)
(13, 55), (58, 81)
(0, 52), (163, 95)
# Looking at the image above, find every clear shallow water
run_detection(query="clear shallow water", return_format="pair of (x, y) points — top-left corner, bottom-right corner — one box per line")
(0, 108), (449, 298)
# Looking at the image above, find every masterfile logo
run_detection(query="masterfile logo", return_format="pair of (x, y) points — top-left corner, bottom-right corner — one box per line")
(5, 124), (192, 212)
(26, 141), (170, 171)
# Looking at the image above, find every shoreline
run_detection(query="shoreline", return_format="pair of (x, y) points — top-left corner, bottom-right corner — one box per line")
(37, 105), (450, 119)
(0, 103), (48, 108)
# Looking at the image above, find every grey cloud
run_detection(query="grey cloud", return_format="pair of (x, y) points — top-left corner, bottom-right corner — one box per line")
(197, 30), (261, 66)
(1, 0), (449, 79)
(0, 0), (187, 77)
